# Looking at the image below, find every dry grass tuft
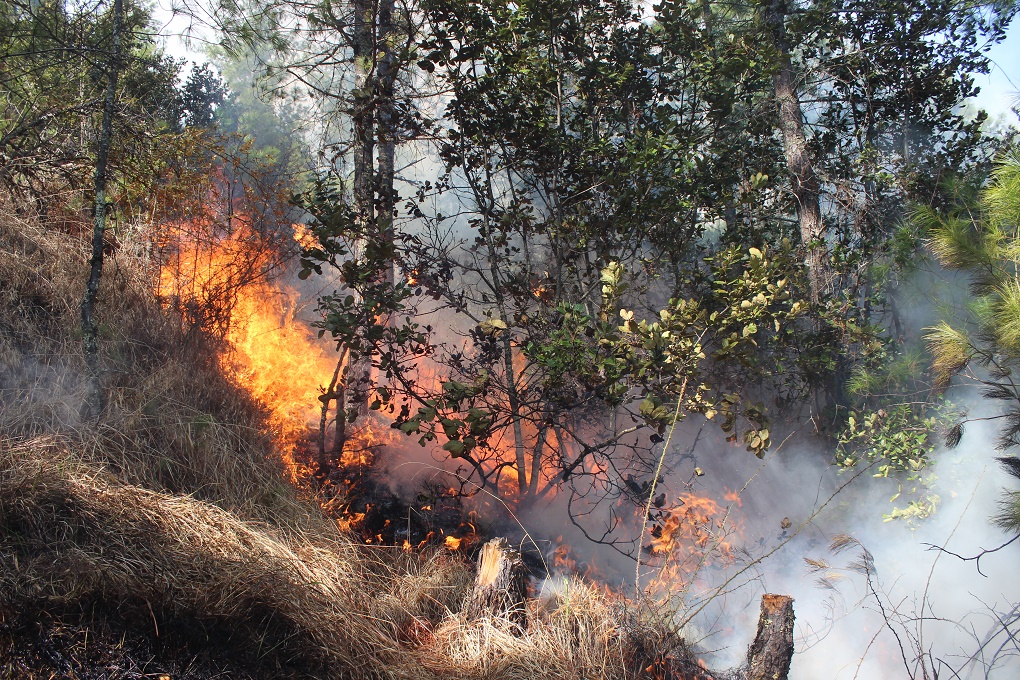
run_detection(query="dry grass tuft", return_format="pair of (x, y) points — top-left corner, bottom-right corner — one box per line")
(419, 578), (704, 680)
(0, 439), (409, 677)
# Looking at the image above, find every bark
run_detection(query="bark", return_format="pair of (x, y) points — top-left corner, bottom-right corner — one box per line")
(348, 0), (401, 427)
(376, 0), (397, 256)
(463, 538), (528, 632)
(346, 0), (378, 428)
(80, 0), (123, 420)
(372, 0), (397, 395)
(765, 0), (827, 303)
(746, 594), (795, 680)
(352, 0), (375, 230)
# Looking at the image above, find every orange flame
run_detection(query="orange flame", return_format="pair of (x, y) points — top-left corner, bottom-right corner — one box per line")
(156, 210), (357, 481)
(646, 491), (744, 594)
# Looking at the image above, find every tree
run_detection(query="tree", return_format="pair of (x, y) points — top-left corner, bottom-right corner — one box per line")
(0, 0), (195, 197)
(195, 0), (1016, 546)
(763, 0), (827, 303)
(296, 0), (812, 560)
(180, 62), (228, 129)
(81, 0), (124, 419)
(923, 147), (1020, 532)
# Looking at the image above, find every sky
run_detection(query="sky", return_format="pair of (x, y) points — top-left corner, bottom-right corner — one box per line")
(973, 17), (1020, 122)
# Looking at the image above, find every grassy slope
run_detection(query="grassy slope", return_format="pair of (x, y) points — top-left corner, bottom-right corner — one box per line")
(0, 202), (705, 680)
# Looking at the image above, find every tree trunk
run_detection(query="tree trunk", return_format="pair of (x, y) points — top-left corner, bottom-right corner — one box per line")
(765, 0), (827, 303)
(746, 594), (795, 680)
(376, 0), (397, 254)
(463, 538), (528, 632)
(345, 0), (378, 429)
(80, 0), (123, 420)
(371, 0), (398, 401)
(352, 0), (375, 229)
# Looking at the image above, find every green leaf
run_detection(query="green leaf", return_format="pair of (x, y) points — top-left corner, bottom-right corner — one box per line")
(442, 440), (466, 457)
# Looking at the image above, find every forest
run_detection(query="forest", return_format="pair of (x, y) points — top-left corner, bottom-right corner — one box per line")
(2, 0), (1020, 677)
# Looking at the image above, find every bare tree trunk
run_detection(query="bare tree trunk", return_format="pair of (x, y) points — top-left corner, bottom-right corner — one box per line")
(352, 0), (375, 227)
(472, 163), (529, 496)
(483, 221), (528, 495)
(373, 0), (398, 400)
(344, 0), (378, 432)
(318, 349), (349, 473)
(376, 0), (397, 257)
(80, 0), (123, 420)
(765, 0), (827, 303)
(746, 594), (795, 680)
(463, 538), (528, 632)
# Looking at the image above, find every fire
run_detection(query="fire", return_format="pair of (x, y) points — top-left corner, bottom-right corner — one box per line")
(155, 203), (376, 481)
(648, 493), (737, 556)
(152, 186), (741, 571)
(646, 491), (743, 590)
(338, 511), (367, 532)
(291, 222), (318, 250)
(552, 537), (578, 573)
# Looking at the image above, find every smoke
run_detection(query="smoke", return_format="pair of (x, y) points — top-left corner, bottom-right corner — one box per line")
(190, 37), (1020, 677)
(643, 404), (1019, 678)
(498, 389), (1017, 679)
(772, 403), (1020, 680)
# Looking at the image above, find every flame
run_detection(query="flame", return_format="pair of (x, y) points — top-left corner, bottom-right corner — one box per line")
(338, 511), (367, 531)
(292, 222), (317, 250)
(648, 493), (737, 557)
(552, 537), (578, 573)
(645, 491), (744, 594)
(155, 206), (367, 481)
(444, 535), (462, 550)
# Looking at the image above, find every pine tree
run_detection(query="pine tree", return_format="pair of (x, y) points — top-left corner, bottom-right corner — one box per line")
(923, 148), (1020, 532)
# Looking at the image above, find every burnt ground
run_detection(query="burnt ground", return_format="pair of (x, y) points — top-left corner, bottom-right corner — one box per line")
(0, 604), (254, 680)
(300, 433), (552, 578)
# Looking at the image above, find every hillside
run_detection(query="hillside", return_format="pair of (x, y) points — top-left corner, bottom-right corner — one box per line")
(0, 203), (720, 679)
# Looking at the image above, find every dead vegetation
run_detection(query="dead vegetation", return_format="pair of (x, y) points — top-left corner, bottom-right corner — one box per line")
(0, 199), (733, 679)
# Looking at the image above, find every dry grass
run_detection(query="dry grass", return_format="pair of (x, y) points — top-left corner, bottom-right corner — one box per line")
(0, 200), (313, 529)
(0, 439), (399, 675)
(0, 199), (705, 679)
(0, 439), (695, 680)
(425, 579), (631, 679)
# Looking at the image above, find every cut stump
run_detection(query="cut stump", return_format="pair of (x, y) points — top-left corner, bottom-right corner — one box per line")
(463, 537), (528, 632)
(746, 593), (795, 680)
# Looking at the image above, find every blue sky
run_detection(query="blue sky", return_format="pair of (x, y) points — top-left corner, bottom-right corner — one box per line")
(973, 17), (1020, 121)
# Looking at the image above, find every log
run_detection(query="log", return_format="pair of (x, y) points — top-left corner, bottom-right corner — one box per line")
(463, 537), (528, 632)
(746, 594), (795, 680)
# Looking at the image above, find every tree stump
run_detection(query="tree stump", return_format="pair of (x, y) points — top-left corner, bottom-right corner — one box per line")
(746, 594), (795, 680)
(463, 538), (528, 632)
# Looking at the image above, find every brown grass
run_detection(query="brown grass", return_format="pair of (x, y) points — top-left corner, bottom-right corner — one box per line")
(0, 199), (312, 528)
(0, 438), (470, 678)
